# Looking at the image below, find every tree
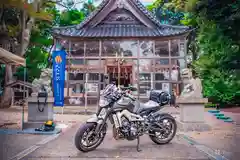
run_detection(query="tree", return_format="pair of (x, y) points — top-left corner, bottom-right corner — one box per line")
(81, 1), (95, 17)
(59, 0), (96, 26)
(149, 0), (240, 105)
(0, 0), (53, 108)
(15, 5), (60, 82)
(60, 9), (85, 26)
(187, 0), (240, 105)
(147, 0), (198, 63)
(12, 0), (96, 81)
(177, 0), (240, 105)
(147, 0), (185, 25)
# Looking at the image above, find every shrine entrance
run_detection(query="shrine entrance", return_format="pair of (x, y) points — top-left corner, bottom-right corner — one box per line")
(52, 0), (190, 111)
(107, 65), (132, 87)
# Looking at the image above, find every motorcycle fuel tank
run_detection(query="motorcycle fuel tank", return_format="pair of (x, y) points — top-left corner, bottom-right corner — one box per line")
(113, 97), (135, 112)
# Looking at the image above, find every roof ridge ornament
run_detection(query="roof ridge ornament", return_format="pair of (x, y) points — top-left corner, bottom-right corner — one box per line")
(116, 0), (124, 8)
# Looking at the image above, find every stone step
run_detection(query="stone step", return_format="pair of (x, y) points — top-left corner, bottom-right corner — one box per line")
(213, 113), (224, 117)
(23, 122), (45, 129)
(216, 116), (230, 120)
(208, 110), (220, 113)
(224, 119), (234, 123)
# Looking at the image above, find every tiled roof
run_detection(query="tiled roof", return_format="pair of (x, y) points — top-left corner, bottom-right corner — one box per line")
(52, 0), (190, 38)
(6, 80), (33, 89)
(53, 24), (189, 38)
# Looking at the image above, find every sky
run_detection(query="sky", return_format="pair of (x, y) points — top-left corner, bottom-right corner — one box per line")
(57, 0), (154, 11)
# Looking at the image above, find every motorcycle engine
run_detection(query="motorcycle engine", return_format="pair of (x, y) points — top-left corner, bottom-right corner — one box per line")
(121, 116), (143, 141)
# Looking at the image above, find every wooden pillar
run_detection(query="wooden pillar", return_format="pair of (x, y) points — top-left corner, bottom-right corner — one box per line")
(97, 40), (102, 110)
(184, 38), (187, 68)
(84, 41), (87, 113)
(137, 40), (140, 99)
(152, 40), (156, 89)
(168, 40), (172, 93)
(67, 41), (71, 97)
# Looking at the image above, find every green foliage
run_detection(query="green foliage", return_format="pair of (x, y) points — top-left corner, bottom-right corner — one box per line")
(59, 1), (95, 26)
(81, 1), (95, 17)
(147, 0), (194, 25)
(60, 9), (85, 26)
(149, 0), (240, 105)
(146, 0), (164, 12)
(180, 13), (196, 26)
(15, 46), (49, 82)
(15, 1), (96, 81)
(193, 18), (240, 104)
(15, 4), (60, 82)
(205, 103), (217, 108)
(147, 0), (186, 25)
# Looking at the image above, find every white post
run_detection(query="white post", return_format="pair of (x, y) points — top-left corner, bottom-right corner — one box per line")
(150, 72), (154, 89)
(11, 90), (14, 106)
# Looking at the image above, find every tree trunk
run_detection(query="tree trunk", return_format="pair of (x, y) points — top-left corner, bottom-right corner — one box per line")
(0, 65), (13, 108)
(0, 0), (40, 108)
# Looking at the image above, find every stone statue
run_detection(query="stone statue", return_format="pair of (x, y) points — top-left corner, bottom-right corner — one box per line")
(31, 68), (53, 97)
(180, 68), (203, 98)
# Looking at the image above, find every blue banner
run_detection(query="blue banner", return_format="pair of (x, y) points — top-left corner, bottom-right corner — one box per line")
(52, 50), (66, 107)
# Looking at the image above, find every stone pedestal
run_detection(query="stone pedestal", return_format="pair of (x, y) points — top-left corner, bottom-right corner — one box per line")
(24, 97), (54, 129)
(176, 98), (211, 132)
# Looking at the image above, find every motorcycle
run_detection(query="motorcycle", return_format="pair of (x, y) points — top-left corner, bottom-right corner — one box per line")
(74, 84), (178, 152)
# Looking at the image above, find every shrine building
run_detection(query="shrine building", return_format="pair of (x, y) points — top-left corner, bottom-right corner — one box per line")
(52, 0), (190, 107)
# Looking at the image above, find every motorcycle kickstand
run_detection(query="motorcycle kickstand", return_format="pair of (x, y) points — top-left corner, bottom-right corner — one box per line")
(136, 136), (142, 152)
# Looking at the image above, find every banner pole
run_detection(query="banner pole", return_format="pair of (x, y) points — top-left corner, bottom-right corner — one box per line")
(61, 106), (64, 123)
(22, 67), (27, 130)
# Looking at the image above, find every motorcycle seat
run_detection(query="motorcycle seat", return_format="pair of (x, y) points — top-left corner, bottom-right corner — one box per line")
(134, 100), (159, 113)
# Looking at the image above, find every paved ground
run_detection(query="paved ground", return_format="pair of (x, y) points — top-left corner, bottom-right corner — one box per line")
(23, 124), (209, 160)
(0, 134), (48, 160)
(54, 105), (180, 115)
(2, 106), (240, 160)
(184, 111), (240, 160)
(0, 106), (90, 160)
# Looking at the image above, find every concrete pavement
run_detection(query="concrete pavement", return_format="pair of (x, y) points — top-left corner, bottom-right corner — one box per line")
(0, 134), (48, 160)
(183, 111), (240, 160)
(0, 106), (90, 160)
(23, 124), (209, 160)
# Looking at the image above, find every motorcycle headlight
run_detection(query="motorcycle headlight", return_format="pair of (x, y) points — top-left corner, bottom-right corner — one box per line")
(99, 108), (107, 117)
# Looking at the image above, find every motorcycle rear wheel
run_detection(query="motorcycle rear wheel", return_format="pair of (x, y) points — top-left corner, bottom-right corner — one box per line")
(149, 116), (177, 145)
(75, 122), (106, 152)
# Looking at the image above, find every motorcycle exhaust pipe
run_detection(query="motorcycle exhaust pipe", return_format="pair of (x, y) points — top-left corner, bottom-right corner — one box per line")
(149, 127), (164, 132)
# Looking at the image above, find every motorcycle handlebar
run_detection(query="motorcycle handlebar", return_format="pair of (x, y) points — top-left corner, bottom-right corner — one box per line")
(117, 87), (178, 107)
(118, 89), (136, 101)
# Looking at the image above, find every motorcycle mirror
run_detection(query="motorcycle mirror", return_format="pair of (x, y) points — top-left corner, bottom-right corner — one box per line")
(129, 86), (137, 91)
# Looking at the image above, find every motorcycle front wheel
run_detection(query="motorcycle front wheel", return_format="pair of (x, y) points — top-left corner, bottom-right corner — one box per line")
(74, 122), (106, 152)
(149, 115), (177, 145)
